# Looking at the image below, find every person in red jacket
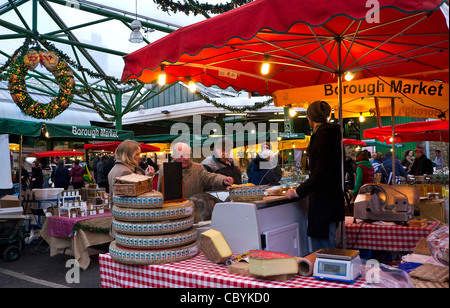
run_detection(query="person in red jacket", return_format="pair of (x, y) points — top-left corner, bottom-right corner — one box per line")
(70, 159), (85, 189)
(352, 150), (374, 196)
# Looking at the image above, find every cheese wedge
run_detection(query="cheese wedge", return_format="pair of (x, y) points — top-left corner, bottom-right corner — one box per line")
(249, 250), (298, 277)
(200, 229), (232, 263)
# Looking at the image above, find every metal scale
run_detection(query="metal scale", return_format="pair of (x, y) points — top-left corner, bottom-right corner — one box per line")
(313, 248), (361, 283)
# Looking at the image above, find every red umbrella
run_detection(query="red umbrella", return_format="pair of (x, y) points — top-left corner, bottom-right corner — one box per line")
(28, 150), (85, 158)
(122, 0), (449, 96)
(84, 141), (160, 152)
(343, 138), (366, 146)
(363, 120), (449, 144)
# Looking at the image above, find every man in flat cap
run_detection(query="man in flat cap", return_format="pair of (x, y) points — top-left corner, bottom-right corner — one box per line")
(409, 146), (434, 176)
(286, 100), (345, 251)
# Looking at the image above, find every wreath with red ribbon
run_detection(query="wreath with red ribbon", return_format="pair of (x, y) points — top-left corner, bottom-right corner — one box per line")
(8, 47), (75, 120)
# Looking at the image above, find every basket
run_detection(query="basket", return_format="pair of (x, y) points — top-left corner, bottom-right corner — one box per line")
(228, 185), (266, 202)
(113, 174), (153, 196)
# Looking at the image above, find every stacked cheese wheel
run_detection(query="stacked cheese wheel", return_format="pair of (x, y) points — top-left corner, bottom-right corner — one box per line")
(109, 190), (199, 265)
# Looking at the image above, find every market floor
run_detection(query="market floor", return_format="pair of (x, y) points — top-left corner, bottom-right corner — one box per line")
(0, 240), (104, 288)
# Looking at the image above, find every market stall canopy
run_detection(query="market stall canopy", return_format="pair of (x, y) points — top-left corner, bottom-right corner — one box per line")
(343, 139), (366, 146)
(0, 117), (43, 137)
(121, 0), (449, 95)
(44, 123), (134, 141)
(84, 142), (160, 152)
(363, 120), (449, 144)
(362, 140), (404, 148)
(273, 77), (449, 120)
(28, 150), (85, 158)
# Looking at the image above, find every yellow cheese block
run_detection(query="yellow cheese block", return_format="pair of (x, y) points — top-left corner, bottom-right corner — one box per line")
(249, 250), (299, 277)
(200, 229), (232, 264)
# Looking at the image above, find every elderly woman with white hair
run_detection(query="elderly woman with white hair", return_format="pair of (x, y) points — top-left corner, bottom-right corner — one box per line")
(157, 142), (234, 198)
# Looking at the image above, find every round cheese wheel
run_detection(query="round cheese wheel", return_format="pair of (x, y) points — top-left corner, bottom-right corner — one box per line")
(109, 239), (199, 265)
(111, 215), (194, 235)
(114, 227), (197, 249)
(112, 191), (164, 208)
(112, 200), (194, 222)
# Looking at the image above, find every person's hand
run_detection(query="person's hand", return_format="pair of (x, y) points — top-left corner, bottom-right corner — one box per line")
(223, 176), (234, 186)
(145, 166), (155, 177)
(286, 188), (299, 199)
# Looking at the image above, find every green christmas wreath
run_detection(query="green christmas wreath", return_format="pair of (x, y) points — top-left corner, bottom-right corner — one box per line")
(8, 47), (75, 120)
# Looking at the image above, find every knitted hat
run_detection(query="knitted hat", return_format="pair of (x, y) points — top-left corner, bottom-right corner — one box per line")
(415, 146), (424, 153)
(307, 100), (331, 123)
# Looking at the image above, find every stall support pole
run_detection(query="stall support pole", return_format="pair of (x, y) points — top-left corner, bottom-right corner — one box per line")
(337, 38), (346, 249)
(115, 90), (123, 130)
(19, 135), (23, 213)
(391, 98), (396, 185)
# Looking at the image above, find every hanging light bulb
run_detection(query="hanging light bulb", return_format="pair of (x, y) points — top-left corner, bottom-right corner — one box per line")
(188, 80), (197, 93)
(261, 55), (270, 75)
(129, 20), (143, 43)
(359, 112), (365, 122)
(129, 0), (143, 43)
(344, 71), (355, 81)
(289, 107), (297, 117)
(158, 66), (166, 86)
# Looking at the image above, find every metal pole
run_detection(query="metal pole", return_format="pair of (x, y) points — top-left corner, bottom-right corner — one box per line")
(391, 98), (396, 185)
(19, 135), (23, 213)
(337, 37), (346, 249)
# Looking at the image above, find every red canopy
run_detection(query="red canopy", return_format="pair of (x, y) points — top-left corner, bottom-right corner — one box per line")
(84, 142), (160, 152)
(28, 150), (85, 158)
(343, 139), (366, 146)
(363, 120), (449, 144)
(122, 0), (449, 95)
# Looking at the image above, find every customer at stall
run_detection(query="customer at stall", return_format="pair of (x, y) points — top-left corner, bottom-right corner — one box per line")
(108, 140), (155, 198)
(52, 160), (70, 190)
(96, 155), (110, 192)
(371, 152), (384, 173)
(30, 161), (44, 189)
(70, 159), (84, 190)
(352, 150), (374, 196)
(16, 165), (29, 191)
(157, 142), (234, 198)
(377, 152), (407, 184)
(286, 100), (345, 251)
(202, 137), (242, 185)
(434, 150), (443, 170)
(248, 149), (279, 186)
(401, 149), (415, 174)
(409, 146), (434, 176)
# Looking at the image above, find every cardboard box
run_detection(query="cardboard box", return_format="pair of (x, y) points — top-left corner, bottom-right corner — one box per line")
(0, 195), (20, 208)
(415, 200), (447, 223)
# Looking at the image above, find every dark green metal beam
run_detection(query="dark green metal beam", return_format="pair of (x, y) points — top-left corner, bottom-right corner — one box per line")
(46, 0), (177, 34)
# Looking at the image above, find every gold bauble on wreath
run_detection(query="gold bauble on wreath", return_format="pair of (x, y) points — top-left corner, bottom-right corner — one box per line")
(8, 47), (75, 120)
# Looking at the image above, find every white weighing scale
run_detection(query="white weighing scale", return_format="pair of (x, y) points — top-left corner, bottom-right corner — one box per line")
(313, 248), (361, 283)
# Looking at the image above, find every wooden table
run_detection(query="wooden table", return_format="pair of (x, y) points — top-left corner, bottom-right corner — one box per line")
(41, 212), (113, 270)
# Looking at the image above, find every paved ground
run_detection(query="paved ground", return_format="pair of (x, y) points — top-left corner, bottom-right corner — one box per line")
(0, 239), (105, 288)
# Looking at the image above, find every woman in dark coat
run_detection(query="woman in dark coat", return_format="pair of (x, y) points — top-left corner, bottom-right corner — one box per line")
(286, 101), (345, 251)
(52, 160), (70, 190)
(30, 161), (44, 189)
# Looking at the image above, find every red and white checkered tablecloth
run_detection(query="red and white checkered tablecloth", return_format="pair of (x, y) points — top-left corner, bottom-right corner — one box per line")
(99, 252), (366, 288)
(345, 217), (440, 251)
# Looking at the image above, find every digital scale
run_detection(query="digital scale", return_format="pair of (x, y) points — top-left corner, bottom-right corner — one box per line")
(313, 248), (361, 284)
